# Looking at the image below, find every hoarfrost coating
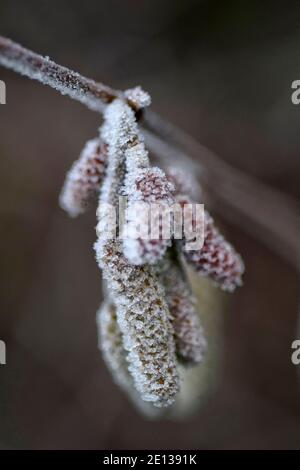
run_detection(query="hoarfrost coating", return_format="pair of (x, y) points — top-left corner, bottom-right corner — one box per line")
(95, 99), (180, 406)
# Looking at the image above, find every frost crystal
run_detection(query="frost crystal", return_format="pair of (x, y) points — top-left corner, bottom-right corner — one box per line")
(157, 251), (207, 364)
(95, 98), (180, 407)
(59, 138), (108, 217)
(124, 86), (151, 110)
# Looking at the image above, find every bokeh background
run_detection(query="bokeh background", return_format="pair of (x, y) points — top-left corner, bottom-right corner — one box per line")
(0, 0), (300, 449)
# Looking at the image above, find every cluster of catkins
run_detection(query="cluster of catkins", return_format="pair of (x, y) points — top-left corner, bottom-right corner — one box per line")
(59, 87), (244, 412)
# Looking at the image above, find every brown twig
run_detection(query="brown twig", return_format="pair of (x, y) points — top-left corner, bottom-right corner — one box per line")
(1, 35), (300, 270)
(0, 36), (121, 112)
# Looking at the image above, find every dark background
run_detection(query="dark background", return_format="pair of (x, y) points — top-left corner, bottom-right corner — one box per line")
(0, 0), (300, 449)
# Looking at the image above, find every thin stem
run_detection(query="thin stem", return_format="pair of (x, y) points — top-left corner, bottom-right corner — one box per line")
(0, 36), (121, 112)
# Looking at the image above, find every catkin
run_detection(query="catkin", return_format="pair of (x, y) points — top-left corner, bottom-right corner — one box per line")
(157, 251), (207, 364)
(60, 137), (108, 217)
(95, 99), (180, 407)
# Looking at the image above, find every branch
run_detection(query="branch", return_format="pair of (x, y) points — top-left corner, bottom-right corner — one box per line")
(1, 35), (300, 270)
(0, 36), (121, 112)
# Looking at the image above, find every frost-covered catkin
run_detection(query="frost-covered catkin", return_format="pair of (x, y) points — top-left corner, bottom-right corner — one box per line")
(157, 251), (206, 364)
(178, 195), (244, 292)
(96, 238), (180, 407)
(95, 98), (180, 407)
(60, 138), (108, 217)
(165, 167), (244, 292)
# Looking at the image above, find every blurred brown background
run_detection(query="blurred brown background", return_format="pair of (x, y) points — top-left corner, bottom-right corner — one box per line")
(0, 0), (300, 449)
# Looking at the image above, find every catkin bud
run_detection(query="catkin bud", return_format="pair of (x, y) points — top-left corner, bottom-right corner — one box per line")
(179, 196), (244, 292)
(167, 164), (244, 293)
(60, 138), (108, 217)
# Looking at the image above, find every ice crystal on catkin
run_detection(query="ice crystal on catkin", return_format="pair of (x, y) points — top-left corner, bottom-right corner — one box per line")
(124, 86), (151, 110)
(95, 98), (180, 407)
(100, 98), (140, 158)
(59, 138), (108, 217)
(158, 251), (207, 364)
